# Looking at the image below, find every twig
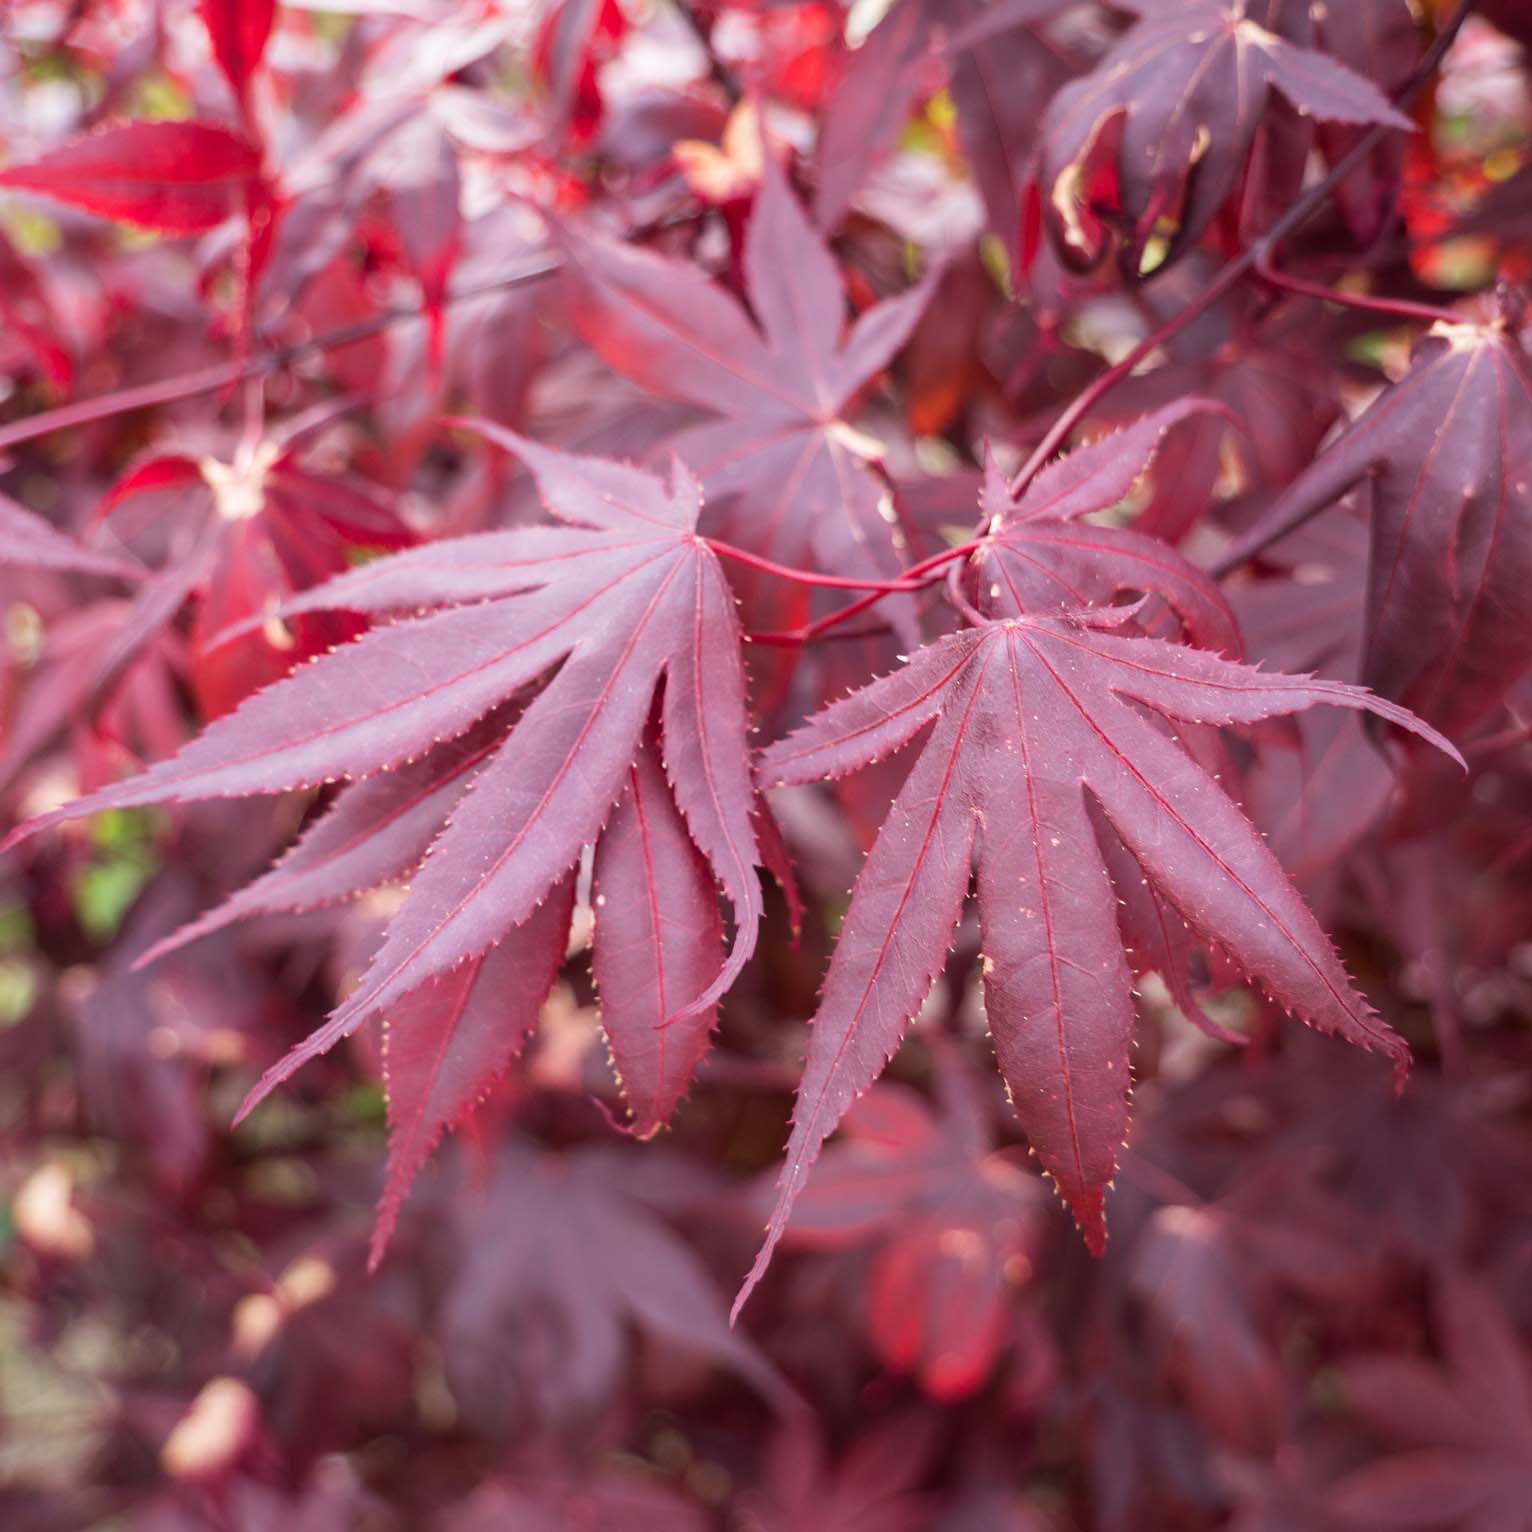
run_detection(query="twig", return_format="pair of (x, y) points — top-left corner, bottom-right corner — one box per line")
(0, 261), (560, 458)
(673, 0), (742, 105)
(1254, 251), (1463, 327)
(745, 540), (979, 646)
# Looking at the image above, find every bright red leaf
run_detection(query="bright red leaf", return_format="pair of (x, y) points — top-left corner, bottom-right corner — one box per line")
(199, 0), (278, 129)
(0, 120), (265, 234)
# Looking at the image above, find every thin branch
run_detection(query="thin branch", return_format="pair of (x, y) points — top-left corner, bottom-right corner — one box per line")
(744, 539), (980, 646)
(1254, 252), (1463, 327)
(1006, 0), (1475, 504)
(673, 0), (742, 105)
(0, 260), (560, 458)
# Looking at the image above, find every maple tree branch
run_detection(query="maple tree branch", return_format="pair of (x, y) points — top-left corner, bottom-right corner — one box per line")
(0, 260), (561, 458)
(1006, 0), (1476, 504)
(673, 0), (742, 105)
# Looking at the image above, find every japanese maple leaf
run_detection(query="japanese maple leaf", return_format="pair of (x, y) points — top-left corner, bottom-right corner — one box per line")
(967, 399), (1242, 655)
(1253, 317), (1532, 736)
(1036, 0), (1412, 274)
(0, 119), (279, 342)
(735, 611), (1458, 1314)
(780, 1064), (1043, 1401)
(447, 1473), (709, 1532)
(559, 151), (938, 620)
(742, 1414), (938, 1532)
(0, 229), (73, 392)
(0, 595), (187, 794)
(10, 432), (765, 1182)
(534, 0), (629, 144)
(1330, 1276), (1532, 1532)
(96, 442), (414, 719)
(1234, 507), (1395, 880)
(812, 0), (1068, 233)
(439, 1142), (791, 1430)
(1310, 0), (1422, 244)
(0, 491), (143, 583)
(1098, 300), (1342, 544)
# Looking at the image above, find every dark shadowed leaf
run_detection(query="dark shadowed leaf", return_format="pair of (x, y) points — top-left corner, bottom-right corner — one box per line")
(1331, 1276), (1532, 1532)
(1038, 0), (1411, 273)
(1253, 318), (1532, 735)
(559, 152), (938, 623)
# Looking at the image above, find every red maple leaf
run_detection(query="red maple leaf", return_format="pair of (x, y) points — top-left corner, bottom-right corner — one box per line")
(737, 607), (1457, 1312)
(10, 433), (771, 1248)
(779, 1063), (1043, 1400)
(559, 152), (938, 623)
(1331, 1276), (1532, 1532)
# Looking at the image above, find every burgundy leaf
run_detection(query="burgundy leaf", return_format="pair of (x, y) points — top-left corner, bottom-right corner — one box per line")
(0, 228), (74, 391)
(970, 401), (1243, 654)
(559, 153), (938, 615)
(374, 876), (576, 1266)
(441, 1143), (791, 1427)
(737, 614), (1458, 1312)
(1038, 0), (1411, 272)
(10, 435), (765, 1164)
(136, 724), (504, 969)
(0, 491), (143, 582)
(1331, 1277), (1532, 1532)
(782, 1065), (1043, 1400)
(1252, 319), (1532, 735)
(593, 725), (724, 1139)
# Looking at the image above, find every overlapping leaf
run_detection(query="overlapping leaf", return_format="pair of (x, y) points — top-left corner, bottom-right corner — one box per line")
(0, 491), (142, 583)
(199, 0), (278, 129)
(781, 1065), (1042, 1400)
(10, 432), (766, 1225)
(736, 610), (1458, 1313)
(559, 152), (937, 623)
(1234, 507), (1395, 880)
(1254, 319), (1532, 736)
(94, 443), (414, 720)
(967, 400), (1242, 654)
(1037, 0), (1412, 273)
(1331, 1277), (1532, 1531)
(440, 1142), (792, 1428)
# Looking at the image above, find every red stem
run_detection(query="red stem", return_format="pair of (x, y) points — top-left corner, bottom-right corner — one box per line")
(1255, 254), (1462, 326)
(745, 539), (981, 645)
(704, 539), (928, 593)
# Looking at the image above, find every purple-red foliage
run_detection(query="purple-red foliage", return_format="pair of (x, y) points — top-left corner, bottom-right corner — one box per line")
(1, 1), (1530, 1528)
